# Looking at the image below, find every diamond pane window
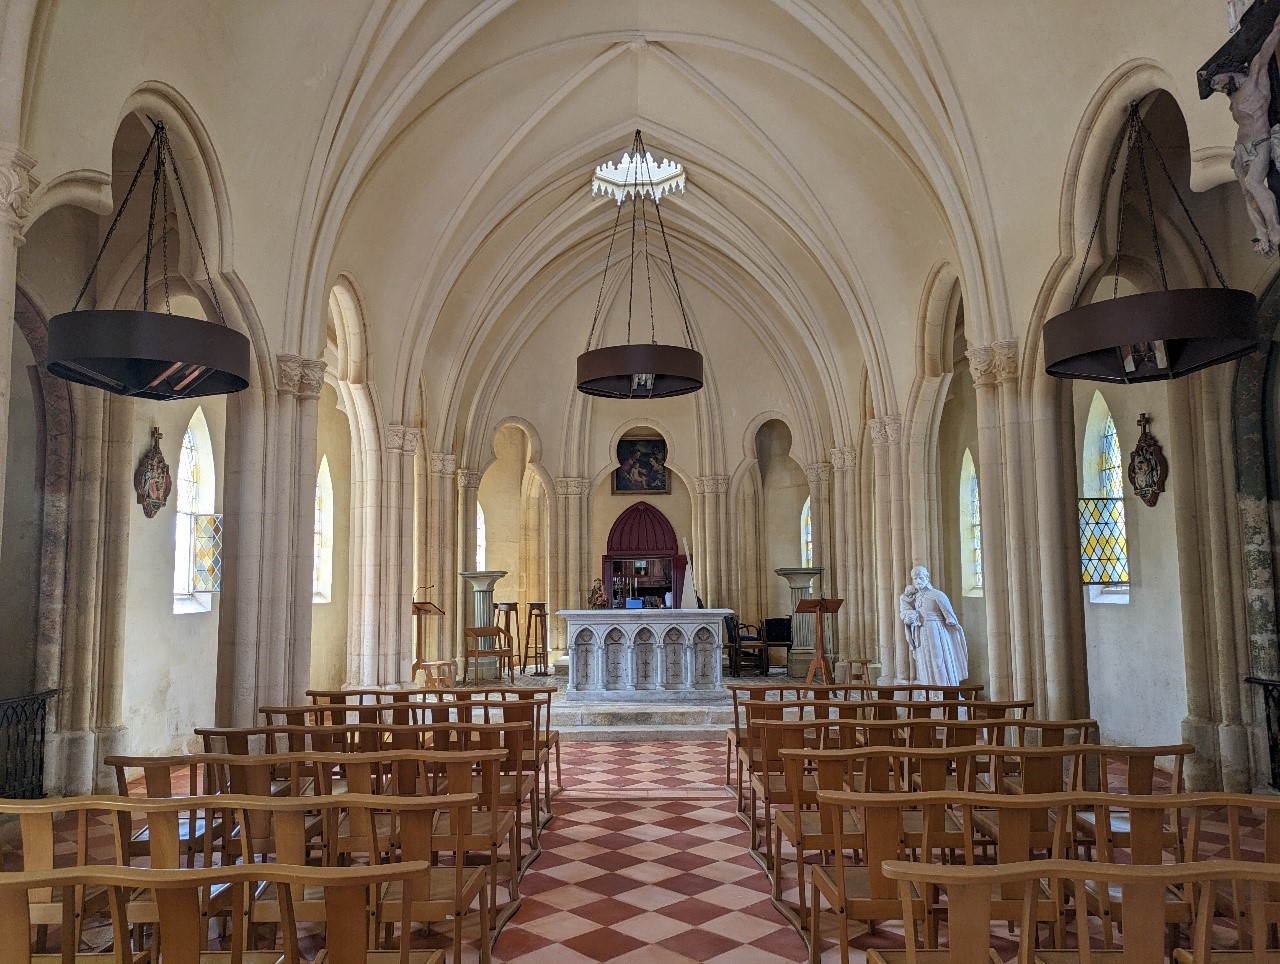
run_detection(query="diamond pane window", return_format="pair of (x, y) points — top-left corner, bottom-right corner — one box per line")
(314, 456), (333, 602)
(959, 450), (983, 596)
(191, 514), (223, 591)
(970, 471), (983, 591)
(800, 496), (813, 567)
(476, 503), (487, 570)
(1078, 497), (1129, 584)
(1100, 416), (1124, 498)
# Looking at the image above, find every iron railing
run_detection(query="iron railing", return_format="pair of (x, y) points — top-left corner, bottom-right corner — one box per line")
(0, 689), (55, 798)
(1247, 676), (1280, 791)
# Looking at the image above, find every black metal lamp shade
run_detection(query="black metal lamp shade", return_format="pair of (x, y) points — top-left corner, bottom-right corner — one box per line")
(576, 343), (703, 398)
(1043, 288), (1258, 383)
(46, 309), (251, 399)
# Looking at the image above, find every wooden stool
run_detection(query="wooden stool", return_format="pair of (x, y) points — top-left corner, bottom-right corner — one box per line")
(494, 602), (521, 671)
(523, 602), (549, 676)
(461, 626), (515, 684)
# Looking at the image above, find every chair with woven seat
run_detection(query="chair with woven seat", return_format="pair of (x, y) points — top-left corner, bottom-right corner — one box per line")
(724, 615), (766, 677)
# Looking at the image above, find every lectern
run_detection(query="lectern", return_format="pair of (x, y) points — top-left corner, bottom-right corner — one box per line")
(410, 588), (445, 679)
(795, 597), (842, 685)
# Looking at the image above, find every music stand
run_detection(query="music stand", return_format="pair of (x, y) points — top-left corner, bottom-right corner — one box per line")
(410, 590), (445, 673)
(795, 597), (843, 685)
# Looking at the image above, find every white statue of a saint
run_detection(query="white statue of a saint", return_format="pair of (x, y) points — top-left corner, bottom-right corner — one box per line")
(898, 565), (969, 686)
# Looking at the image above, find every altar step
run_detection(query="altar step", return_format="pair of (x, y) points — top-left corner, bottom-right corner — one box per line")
(551, 702), (733, 742)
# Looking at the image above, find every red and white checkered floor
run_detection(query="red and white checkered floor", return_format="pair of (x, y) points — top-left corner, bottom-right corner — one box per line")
(494, 740), (808, 962)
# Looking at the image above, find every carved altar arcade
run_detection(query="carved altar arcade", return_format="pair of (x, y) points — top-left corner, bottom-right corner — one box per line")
(559, 608), (732, 701)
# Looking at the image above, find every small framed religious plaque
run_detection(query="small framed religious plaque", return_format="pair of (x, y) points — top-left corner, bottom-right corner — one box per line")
(1127, 413), (1168, 508)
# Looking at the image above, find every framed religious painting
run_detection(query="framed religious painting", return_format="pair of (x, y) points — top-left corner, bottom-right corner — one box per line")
(613, 437), (669, 494)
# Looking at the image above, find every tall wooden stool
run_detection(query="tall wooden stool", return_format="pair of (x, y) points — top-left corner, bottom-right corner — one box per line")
(524, 602), (550, 676)
(494, 602), (521, 672)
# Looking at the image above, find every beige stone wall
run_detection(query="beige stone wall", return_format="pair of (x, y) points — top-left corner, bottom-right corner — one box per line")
(0, 326), (40, 698)
(311, 382), (351, 690)
(937, 362), (988, 691)
(120, 396), (226, 756)
(478, 426), (529, 604)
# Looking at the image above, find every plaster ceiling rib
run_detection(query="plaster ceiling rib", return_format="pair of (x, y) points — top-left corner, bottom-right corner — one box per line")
(418, 141), (855, 463)
(379, 31), (906, 425)
(454, 224), (829, 480)
(770, 0), (999, 352)
(888, 0), (1015, 348)
(298, 3), (971, 414)
(281, 0), (521, 357)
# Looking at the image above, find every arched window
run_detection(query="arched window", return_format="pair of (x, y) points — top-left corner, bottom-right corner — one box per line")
(959, 450), (983, 596)
(173, 407), (220, 613)
(476, 503), (487, 570)
(314, 456), (334, 603)
(1079, 391), (1130, 601)
(800, 496), (813, 567)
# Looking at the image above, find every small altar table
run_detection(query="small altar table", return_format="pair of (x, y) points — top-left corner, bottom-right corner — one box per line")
(558, 608), (732, 702)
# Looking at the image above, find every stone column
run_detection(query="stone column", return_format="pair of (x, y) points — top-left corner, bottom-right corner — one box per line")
(830, 447), (858, 659)
(455, 468), (482, 656)
(0, 144), (33, 559)
(968, 345), (1014, 699)
(426, 453), (457, 665)
(288, 358), (325, 700)
(460, 570), (508, 679)
(695, 476), (730, 606)
(805, 462), (838, 656)
(776, 567), (822, 676)
(869, 418), (900, 681)
(261, 355), (302, 707)
(553, 478), (590, 650)
(378, 426), (419, 683)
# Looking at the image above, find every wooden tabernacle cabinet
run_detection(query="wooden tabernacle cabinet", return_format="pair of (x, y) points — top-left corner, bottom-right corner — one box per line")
(602, 501), (687, 609)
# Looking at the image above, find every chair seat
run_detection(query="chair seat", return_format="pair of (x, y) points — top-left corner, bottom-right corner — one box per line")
(869, 953), (1004, 964)
(315, 953), (442, 964)
(434, 809), (516, 841)
(775, 806), (862, 844)
(379, 868), (487, 909)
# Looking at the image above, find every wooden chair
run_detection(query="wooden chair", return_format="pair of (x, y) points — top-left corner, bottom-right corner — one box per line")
(724, 615), (767, 677)
(461, 627), (515, 685)
(761, 616), (794, 674)
(493, 602), (521, 666)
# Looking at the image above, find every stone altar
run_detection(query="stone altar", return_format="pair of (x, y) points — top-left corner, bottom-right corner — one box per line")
(558, 608), (732, 701)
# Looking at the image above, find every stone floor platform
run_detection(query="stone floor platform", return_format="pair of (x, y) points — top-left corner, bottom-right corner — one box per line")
(550, 699), (733, 742)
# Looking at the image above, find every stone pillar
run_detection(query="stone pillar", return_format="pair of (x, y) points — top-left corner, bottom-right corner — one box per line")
(426, 453), (457, 665)
(695, 476), (730, 606)
(968, 345), (1014, 699)
(460, 570), (508, 679)
(456, 468), (482, 656)
(0, 144), (33, 560)
(776, 567), (822, 676)
(869, 418), (902, 681)
(377, 426), (419, 683)
(830, 447), (858, 659)
(288, 358), (325, 700)
(553, 478), (590, 651)
(805, 462), (838, 656)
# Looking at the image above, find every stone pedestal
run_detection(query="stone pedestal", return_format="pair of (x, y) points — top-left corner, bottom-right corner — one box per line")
(776, 567), (823, 677)
(460, 570), (507, 680)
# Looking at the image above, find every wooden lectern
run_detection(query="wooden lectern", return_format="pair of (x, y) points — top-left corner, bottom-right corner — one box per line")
(796, 597), (842, 685)
(410, 589), (445, 681)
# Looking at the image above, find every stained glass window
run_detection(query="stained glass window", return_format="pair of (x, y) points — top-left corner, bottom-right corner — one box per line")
(174, 408), (221, 610)
(970, 470), (983, 591)
(959, 450), (983, 596)
(800, 496), (813, 567)
(1079, 401), (1129, 590)
(314, 456), (333, 602)
(476, 503), (487, 570)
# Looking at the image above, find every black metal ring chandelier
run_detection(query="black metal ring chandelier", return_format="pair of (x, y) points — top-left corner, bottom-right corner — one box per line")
(576, 130), (704, 399)
(1043, 100), (1258, 383)
(45, 120), (250, 399)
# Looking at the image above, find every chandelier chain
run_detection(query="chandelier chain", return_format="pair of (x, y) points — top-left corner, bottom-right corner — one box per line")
(1137, 119), (1229, 288)
(1112, 110), (1136, 302)
(1070, 112), (1129, 307)
(73, 127), (157, 311)
(646, 157), (696, 347)
(1135, 113), (1168, 291)
(162, 129), (226, 324)
(141, 123), (167, 313)
(585, 189), (627, 352)
(161, 166), (172, 314)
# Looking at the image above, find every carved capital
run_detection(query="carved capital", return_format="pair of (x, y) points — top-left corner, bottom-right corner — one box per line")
(695, 475), (730, 495)
(968, 340), (1019, 387)
(868, 416), (901, 446)
(0, 145), (35, 232)
(385, 425), (421, 454)
(430, 452), (457, 476)
(806, 462), (833, 485)
(297, 358), (327, 400)
(554, 477), (591, 497)
(456, 468), (483, 490)
(398, 427), (422, 454)
(830, 446), (856, 471)
(277, 354), (303, 395)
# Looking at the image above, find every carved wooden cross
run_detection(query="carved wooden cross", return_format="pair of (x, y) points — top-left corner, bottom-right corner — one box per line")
(1137, 413), (1151, 434)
